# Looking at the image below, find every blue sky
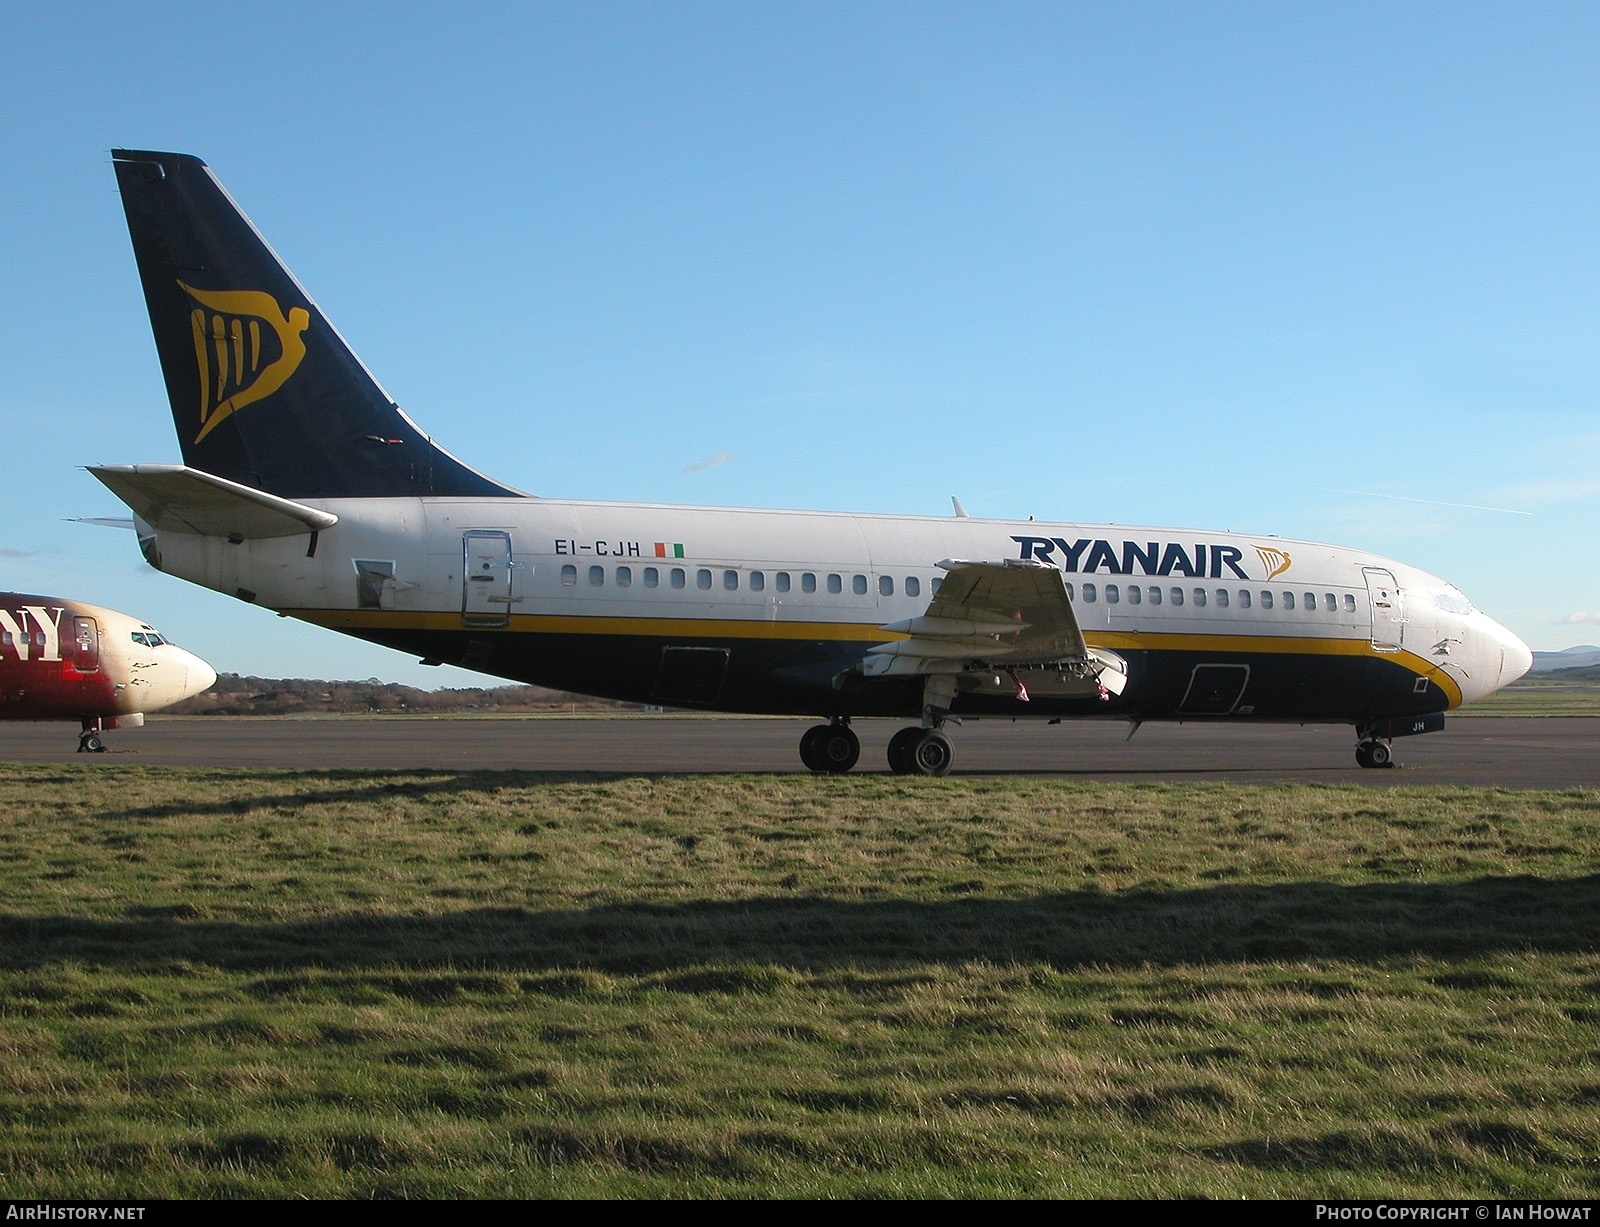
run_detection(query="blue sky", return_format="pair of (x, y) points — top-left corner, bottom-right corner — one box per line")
(2, 2), (1597, 687)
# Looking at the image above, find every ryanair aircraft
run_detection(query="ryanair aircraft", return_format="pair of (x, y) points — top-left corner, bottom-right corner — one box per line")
(94, 150), (1533, 774)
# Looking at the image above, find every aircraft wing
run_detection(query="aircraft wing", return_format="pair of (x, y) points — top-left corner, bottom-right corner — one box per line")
(862, 559), (1125, 695)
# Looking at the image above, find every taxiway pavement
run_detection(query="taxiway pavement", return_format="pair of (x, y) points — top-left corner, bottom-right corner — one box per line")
(2, 716), (1595, 787)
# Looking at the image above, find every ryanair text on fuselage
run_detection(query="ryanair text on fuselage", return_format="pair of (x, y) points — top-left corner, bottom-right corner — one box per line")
(1012, 536), (1256, 580)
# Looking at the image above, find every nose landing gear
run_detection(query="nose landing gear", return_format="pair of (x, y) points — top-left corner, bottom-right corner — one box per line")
(77, 719), (107, 753)
(1355, 739), (1393, 769)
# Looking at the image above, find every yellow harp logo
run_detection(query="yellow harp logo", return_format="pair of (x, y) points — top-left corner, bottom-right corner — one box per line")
(1255, 545), (1292, 580)
(179, 282), (310, 443)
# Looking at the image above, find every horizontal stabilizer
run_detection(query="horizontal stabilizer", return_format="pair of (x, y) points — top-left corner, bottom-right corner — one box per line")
(88, 464), (338, 539)
(69, 516), (136, 530)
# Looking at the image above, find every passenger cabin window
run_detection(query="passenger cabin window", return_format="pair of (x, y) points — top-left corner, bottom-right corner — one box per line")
(750, 571), (765, 592)
(879, 575), (893, 597)
(1065, 582), (1076, 600)
(1170, 587), (1184, 606)
(588, 566), (605, 586)
(1105, 584), (1119, 604)
(802, 573), (817, 594)
(776, 572), (791, 593)
(724, 570), (739, 591)
(643, 567), (659, 588)
(1193, 588), (1207, 608)
(671, 568), (686, 589)
(1082, 583), (1097, 602)
(560, 564), (577, 585)
(1305, 592), (1317, 611)
(1127, 585), (1141, 605)
(1343, 593), (1357, 612)
(616, 566), (632, 588)
(1260, 591), (1273, 609)
(697, 569), (712, 590)
(1216, 589), (1229, 608)
(1324, 593), (1336, 612)
(827, 574), (842, 594)
(1239, 590), (1251, 609)
(930, 577), (942, 594)
(906, 576), (921, 598)
(1283, 592), (1295, 610)
(853, 574), (868, 596)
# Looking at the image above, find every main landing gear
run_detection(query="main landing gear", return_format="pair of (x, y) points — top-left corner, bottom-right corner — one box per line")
(799, 719), (860, 773)
(887, 726), (954, 776)
(796, 719), (958, 776)
(1354, 739), (1393, 769)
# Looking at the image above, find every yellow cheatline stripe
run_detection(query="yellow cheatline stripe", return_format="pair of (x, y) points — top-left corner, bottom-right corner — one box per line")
(1087, 630), (1462, 708)
(282, 610), (1463, 708)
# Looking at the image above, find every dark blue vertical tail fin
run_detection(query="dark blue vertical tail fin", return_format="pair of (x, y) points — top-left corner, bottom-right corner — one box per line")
(111, 150), (522, 499)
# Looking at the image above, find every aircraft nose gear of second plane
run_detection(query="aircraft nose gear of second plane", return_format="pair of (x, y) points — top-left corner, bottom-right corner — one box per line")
(77, 719), (107, 753)
(799, 719), (860, 774)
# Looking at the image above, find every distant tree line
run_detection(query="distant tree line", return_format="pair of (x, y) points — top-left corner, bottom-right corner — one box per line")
(167, 674), (642, 716)
(1515, 664), (1600, 686)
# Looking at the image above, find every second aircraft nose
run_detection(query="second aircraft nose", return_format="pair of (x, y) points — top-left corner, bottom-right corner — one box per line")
(181, 650), (218, 701)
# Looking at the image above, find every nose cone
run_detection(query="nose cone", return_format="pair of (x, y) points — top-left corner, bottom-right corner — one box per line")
(1494, 621), (1533, 688)
(138, 645), (217, 712)
(179, 649), (217, 701)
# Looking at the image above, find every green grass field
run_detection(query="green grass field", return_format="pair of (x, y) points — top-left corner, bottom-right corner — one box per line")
(0, 765), (1596, 1198)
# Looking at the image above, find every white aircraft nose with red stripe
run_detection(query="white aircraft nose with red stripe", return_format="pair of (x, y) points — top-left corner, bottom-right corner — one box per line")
(0, 593), (215, 751)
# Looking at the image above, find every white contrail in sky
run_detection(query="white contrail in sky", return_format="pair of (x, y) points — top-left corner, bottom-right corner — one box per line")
(682, 451), (735, 477)
(1332, 489), (1533, 516)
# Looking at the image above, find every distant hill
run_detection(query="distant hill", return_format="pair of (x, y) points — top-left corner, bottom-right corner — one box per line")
(1531, 646), (1600, 673)
(166, 674), (640, 716)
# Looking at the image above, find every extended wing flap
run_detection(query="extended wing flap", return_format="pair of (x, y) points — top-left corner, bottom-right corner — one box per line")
(863, 560), (1126, 695)
(88, 464), (338, 539)
(921, 559), (1088, 662)
(865, 560), (1087, 672)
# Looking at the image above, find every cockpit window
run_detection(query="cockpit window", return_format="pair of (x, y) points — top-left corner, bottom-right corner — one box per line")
(1435, 589), (1476, 615)
(131, 630), (167, 647)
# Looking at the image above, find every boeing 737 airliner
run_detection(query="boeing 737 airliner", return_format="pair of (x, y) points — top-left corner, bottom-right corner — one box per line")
(92, 150), (1532, 774)
(0, 592), (214, 750)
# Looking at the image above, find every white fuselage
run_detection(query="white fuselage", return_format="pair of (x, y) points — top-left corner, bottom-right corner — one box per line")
(139, 496), (1532, 716)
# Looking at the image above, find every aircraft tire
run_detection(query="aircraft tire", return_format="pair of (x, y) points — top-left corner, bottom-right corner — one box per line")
(910, 730), (954, 777)
(887, 727), (922, 774)
(816, 725), (860, 774)
(798, 724), (830, 772)
(1355, 740), (1393, 769)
